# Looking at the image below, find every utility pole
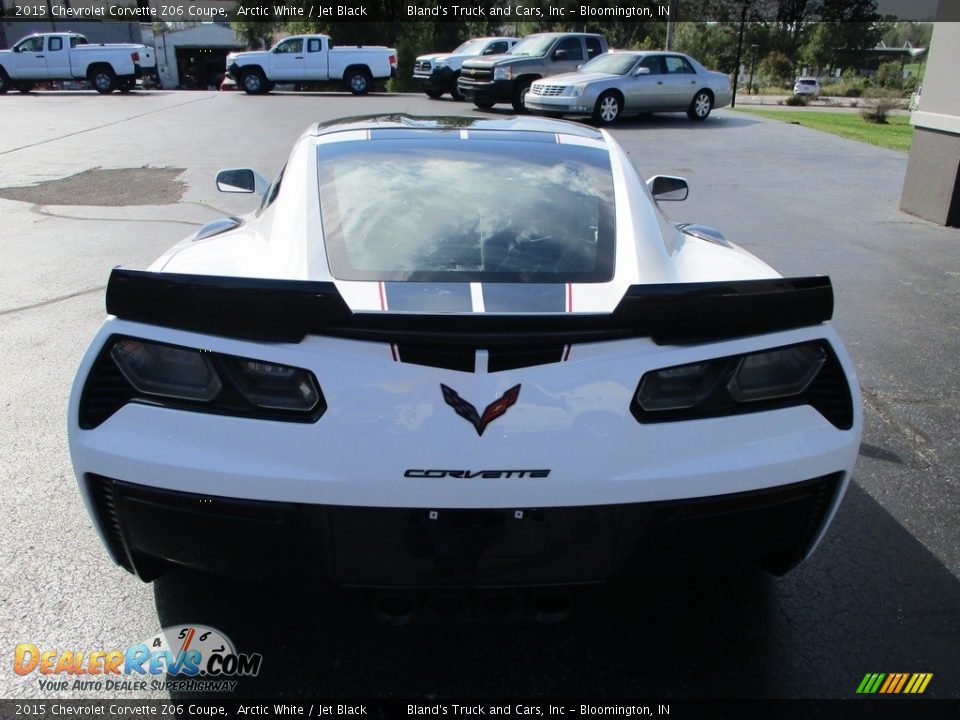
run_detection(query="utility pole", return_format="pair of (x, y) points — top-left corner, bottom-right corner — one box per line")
(665, 0), (678, 50)
(730, 2), (747, 108)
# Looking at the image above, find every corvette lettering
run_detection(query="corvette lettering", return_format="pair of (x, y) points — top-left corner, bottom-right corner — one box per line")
(404, 469), (550, 479)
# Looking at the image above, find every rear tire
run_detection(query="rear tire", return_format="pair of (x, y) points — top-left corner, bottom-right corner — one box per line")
(449, 73), (463, 101)
(425, 88), (443, 99)
(90, 67), (116, 94)
(118, 79), (135, 94)
(473, 98), (495, 110)
(688, 90), (713, 121)
(240, 69), (266, 95)
(0, 70), (9, 95)
(345, 68), (372, 95)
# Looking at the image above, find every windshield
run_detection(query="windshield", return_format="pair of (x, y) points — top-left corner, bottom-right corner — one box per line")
(579, 54), (641, 76)
(316, 134), (615, 283)
(453, 39), (488, 55)
(508, 36), (555, 57)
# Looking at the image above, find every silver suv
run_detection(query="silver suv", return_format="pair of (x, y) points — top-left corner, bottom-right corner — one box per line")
(794, 77), (820, 98)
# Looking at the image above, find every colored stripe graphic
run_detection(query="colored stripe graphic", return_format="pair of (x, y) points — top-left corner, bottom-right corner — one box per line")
(857, 673), (932, 694)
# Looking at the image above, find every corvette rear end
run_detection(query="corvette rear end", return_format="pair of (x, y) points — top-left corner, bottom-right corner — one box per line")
(68, 116), (861, 588)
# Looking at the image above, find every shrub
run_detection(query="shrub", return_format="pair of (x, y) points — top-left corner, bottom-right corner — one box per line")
(860, 90), (899, 123)
(785, 95), (807, 106)
(844, 87), (863, 97)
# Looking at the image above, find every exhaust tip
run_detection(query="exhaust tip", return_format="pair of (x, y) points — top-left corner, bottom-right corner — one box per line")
(530, 591), (573, 623)
(372, 593), (419, 625)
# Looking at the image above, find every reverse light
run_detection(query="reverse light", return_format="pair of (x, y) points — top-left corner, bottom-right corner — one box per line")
(223, 359), (320, 411)
(111, 339), (220, 401)
(728, 345), (826, 402)
(637, 362), (718, 411)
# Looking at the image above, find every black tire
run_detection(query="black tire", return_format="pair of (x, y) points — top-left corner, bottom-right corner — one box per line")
(425, 88), (444, 99)
(473, 98), (495, 110)
(15, 82), (35, 94)
(449, 73), (463, 101)
(593, 90), (622, 125)
(118, 79), (135, 94)
(240, 69), (267, 95)
(345, 68), (372, 95)
(511, 79), (533, 113)
(0, 70), (9, 95)
(89, 67), (116, 94)
(688, 90), (713, 121)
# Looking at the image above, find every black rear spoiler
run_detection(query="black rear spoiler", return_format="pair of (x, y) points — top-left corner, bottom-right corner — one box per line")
(105, 269), (833, 346)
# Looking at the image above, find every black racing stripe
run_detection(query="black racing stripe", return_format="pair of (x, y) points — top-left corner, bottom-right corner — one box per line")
(481, 284), (567, 313)
(383, 283), (472, 312)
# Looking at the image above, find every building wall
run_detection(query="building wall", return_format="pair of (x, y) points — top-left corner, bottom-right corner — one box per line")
(900, 16), (960, 227)
(142, 24), (243, 89)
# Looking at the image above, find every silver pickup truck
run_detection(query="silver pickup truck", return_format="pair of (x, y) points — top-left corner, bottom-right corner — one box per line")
(457, 32), (608, 112)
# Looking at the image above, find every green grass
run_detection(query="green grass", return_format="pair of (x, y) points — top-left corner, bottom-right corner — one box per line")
(734, 108), (914, 152)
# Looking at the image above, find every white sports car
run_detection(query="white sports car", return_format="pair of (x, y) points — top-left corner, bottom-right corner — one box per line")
(69, 115), (861, 595)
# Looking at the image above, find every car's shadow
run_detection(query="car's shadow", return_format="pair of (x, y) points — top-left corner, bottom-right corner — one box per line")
(464, 106), (760, 130)
(153, 482), (960, 699)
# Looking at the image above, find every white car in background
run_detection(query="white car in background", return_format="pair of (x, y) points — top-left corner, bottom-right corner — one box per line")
(69, 115), (861, 615)
(794, 77), (821, 98)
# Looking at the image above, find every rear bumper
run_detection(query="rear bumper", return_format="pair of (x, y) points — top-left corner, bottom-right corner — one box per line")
(87, 472), (844, 587)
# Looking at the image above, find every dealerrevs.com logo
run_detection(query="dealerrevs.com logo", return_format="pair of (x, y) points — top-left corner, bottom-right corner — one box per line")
(14, 625), (262, 693)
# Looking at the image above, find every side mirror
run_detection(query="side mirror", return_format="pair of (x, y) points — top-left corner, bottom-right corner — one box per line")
(552, 49), (568, 61)
(633, 66), (651, 76)
(216, 168), (269, 197)
(647, 175), (689, 201)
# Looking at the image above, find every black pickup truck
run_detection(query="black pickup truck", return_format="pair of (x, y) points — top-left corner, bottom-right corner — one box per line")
(457, 32), (608, 112)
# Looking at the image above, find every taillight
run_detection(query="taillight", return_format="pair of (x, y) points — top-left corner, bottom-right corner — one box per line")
(389, 55), (397, 66)
(131, 52), (140, 62)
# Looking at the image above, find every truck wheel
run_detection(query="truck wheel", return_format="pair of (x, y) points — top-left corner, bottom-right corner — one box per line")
(473, 99), (495, 110)
(90, 68), (116, 94)
(0, 70), (9, 95)
(511, 80), (533, 113)
(449, 73), (463, 101)
(346, 69), (372, 95)
(593, 91), (622, 125)
(118, 79), (135, 94)
(241, 70), (266, 95)
(425, 88), (444, 99)
(15, 82), (36, 94)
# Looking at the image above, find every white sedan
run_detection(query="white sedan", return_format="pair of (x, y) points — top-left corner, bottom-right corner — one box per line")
(69, 115), (860, 602)
(525, 51), (733, 124)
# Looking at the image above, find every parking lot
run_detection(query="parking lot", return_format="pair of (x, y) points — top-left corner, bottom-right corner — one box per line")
(1, 90), (958, 700)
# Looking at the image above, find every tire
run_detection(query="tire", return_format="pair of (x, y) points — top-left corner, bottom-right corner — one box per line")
(511, 80), (532, 113)
(345, 69), (372, 95)
(593, 91), (622, 125)
(688, 90), (713, 121)
(240, 69), (266, 95)
(90, 67), (116, 94)
(473, 98), (495, 110)
(118, 79), (135, 94)
(449, 73), (463, 101)
(425, 88), (444, 99)
(0, 70), (9, 95)
(15, 82), (35, 94)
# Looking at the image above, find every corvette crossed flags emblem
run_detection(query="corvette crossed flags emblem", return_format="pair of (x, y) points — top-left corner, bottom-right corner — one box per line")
(440, 384), (521, 437)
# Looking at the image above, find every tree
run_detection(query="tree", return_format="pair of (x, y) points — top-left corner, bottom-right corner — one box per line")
(759, 50), (795, 85)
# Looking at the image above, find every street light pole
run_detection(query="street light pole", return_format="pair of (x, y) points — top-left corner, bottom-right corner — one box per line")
(730, 3), (747, 108)
(748, 44), (759, 96)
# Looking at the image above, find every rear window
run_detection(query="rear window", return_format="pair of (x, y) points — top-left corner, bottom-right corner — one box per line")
(316, 135), (616, 283)
(798, 79), (817, 86)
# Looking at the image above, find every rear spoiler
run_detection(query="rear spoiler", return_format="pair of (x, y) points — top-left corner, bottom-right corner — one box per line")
(105, 269), (833, 346)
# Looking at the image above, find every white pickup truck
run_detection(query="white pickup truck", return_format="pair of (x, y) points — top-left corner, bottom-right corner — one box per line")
(0, 32), (155, 95)
(226, 35), (397, 95)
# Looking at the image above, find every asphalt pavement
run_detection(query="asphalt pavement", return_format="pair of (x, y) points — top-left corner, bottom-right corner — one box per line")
(0, 90), (957, 702)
